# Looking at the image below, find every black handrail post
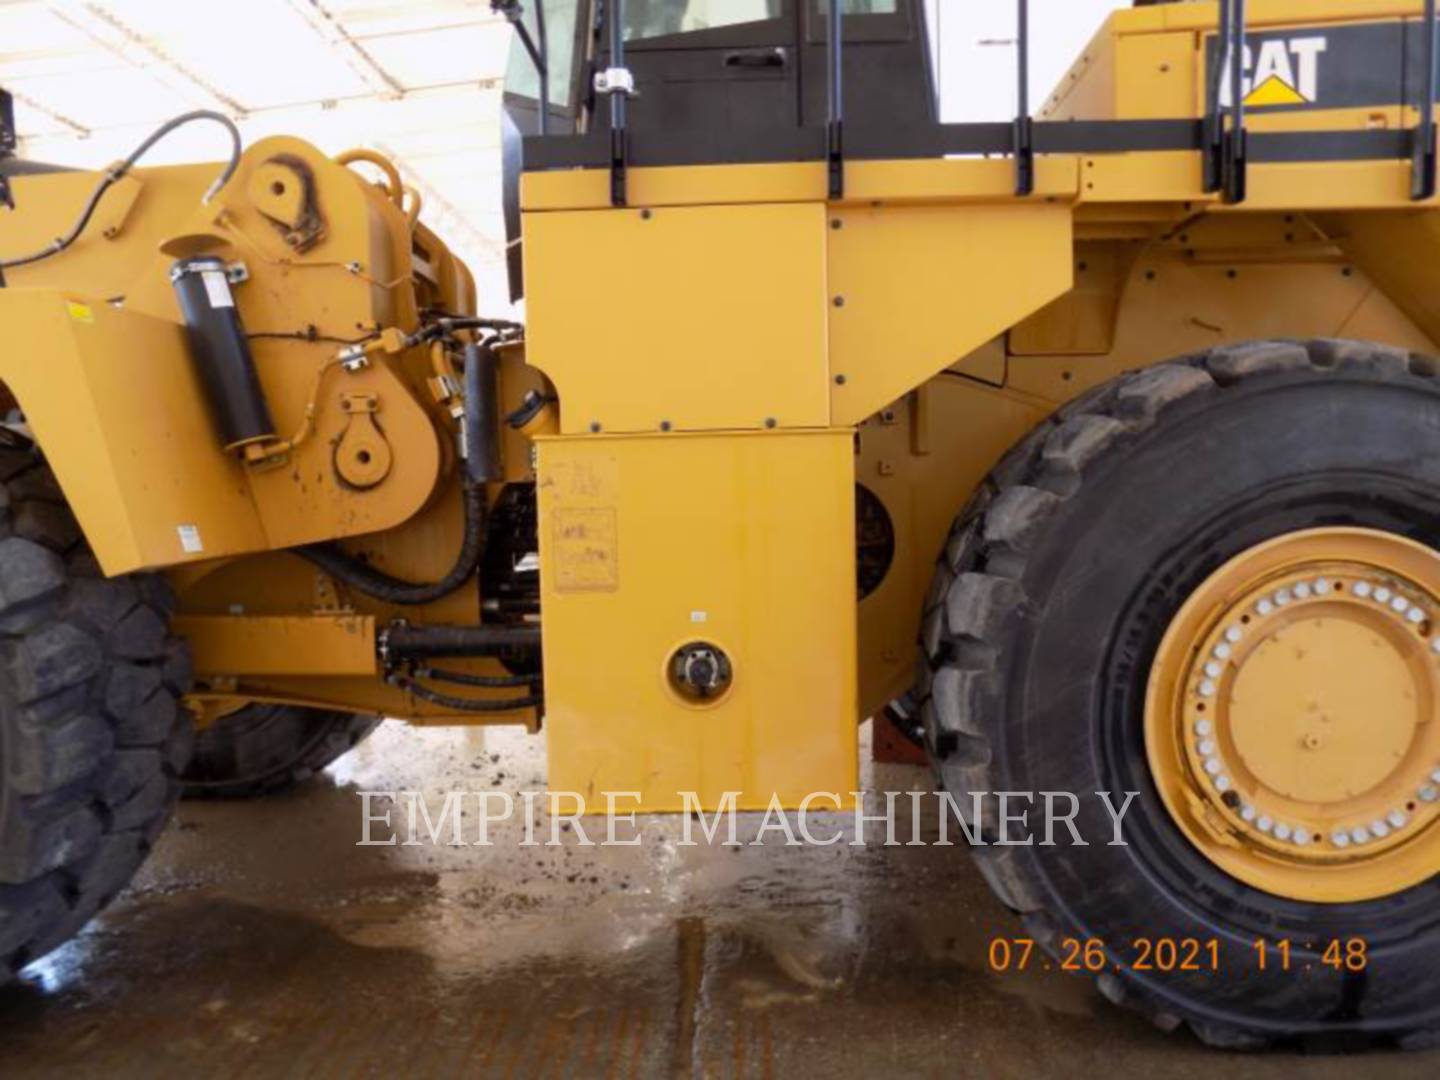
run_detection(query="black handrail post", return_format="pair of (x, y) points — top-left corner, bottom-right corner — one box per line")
(827, 0), (845, 200)
(1013, 0), (1034, 195)
(1202, 0), (1231, 192)
(535, 0), (549, 136)
(0, 88), (14, 160)
(1222, 0), (1248, 203)
(0, 87), (12, 259)
(1414, 0), (1438, 200)
(608, 0), (629, 206)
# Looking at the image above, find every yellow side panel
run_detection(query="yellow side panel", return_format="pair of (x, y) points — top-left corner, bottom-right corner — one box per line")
(524, 203), (829, 434)
(172, 615), (376, 677)
(828, 203), (1074, 426)
(1322, 209), (1440, 346)
(0, 289), (265, 573)
(539, 431), (857, 811)
(1116, 31), (1195, 119)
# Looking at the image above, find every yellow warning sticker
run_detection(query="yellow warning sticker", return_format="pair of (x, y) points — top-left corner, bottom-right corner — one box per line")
(65, 301), (95, 324)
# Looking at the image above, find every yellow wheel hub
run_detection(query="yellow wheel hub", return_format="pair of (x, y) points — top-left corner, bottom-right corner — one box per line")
(1146, 528), (1440, 903)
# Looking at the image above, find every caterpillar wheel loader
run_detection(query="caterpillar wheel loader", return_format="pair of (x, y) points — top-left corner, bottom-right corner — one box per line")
(3, 0), (1440, 1050)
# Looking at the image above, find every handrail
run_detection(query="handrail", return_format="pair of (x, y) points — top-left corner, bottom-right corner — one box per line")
(1223, 0), (1249, 203)
(514, 0), (1440, 209)
(1014, 0), (1033, 196)
(608, 0), (629, 206)
(1414, 0), (1438, 199)
(1202, 0), (1229, 192)
(827, 0), (845, 198)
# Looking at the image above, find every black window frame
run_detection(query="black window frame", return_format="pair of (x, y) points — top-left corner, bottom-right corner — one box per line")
(803, 0), (909, 45)
(501, 0), (591, 121)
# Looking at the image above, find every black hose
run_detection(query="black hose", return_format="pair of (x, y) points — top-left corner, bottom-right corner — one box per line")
(297, 480), (488, 606)
(0, 110), (242, 271)
(413, 666), (535, 688)
(464, 340), (502, 482)
(407, 316), (524, 349)
(389, 672), (539, 713)
(381, 622), (541, 660)
(295, 334), (501, 604)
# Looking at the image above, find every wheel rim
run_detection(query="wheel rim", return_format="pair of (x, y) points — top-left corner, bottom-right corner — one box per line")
(1146, 527), (1440, 903)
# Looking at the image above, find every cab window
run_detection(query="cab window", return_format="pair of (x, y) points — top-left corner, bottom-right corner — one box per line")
(625, 0), (783, 40)
(503, 0), (582, 109)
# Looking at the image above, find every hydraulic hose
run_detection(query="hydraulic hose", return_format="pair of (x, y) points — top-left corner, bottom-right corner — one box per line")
(295, 336), (500, 604)
(413, 666), (535, 688)
(297, 480), (488, 606)
(388, 672), (540, 713)
(0, 110), (242, 271)
(380, 623), (542, 660)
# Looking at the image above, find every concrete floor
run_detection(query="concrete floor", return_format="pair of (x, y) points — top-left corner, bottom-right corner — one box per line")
(1, 722), (1436, 1079)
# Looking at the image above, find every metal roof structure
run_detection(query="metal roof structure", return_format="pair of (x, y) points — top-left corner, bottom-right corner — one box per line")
(2, 0), (514, 307)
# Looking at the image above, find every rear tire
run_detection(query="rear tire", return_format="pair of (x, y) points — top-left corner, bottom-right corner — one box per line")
(0, 446), (192, 983)
(181, 704), (380, 799)
(918, 340), (1440, 1049)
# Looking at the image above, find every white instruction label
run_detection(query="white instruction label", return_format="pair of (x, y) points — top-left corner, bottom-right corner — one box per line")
(201, 269), (233, 308)
(177, 524), (204, 554)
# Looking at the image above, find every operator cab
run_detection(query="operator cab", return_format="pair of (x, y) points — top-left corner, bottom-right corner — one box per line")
(502, 1), (933, 138)
(499, 0), (937, 297)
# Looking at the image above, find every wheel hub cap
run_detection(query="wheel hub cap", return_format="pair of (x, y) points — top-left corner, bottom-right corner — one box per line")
(1146, 528), (1440, 902)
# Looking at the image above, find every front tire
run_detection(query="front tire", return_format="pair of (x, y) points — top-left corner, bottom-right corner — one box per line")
(0, 447), (192, 983)
(919, 340), (1440, 1049)
(182, 704), (380, 799)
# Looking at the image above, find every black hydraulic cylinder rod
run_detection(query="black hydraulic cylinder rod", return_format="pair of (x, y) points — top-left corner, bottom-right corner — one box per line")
(463, 340), (502, 483)
(382, 623), (542, 661)
(170, 255), (276, 451)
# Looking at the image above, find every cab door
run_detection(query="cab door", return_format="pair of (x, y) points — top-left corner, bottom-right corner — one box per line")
(619, 1), (802, 133)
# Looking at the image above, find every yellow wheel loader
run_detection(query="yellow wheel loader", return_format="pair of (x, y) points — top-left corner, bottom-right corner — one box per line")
(3, 0), (1440, 1049)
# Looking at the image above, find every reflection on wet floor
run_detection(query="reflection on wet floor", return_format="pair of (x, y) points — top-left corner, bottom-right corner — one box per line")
(1, 721), (1435, 1078)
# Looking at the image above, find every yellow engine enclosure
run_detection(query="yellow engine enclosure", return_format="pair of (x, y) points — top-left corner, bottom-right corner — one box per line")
(538, 432), (857, 810)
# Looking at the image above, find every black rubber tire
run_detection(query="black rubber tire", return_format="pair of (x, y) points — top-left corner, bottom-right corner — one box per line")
(181, 704), (381, 799)
(0, 445), (192, 984)
(917, 339), (1440, 1050)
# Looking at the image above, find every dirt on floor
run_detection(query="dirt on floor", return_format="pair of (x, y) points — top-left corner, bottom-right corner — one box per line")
(0, 721), (1436, 1079)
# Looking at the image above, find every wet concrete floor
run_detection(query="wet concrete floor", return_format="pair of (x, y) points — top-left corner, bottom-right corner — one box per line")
(1, 721), (1437, 1078)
